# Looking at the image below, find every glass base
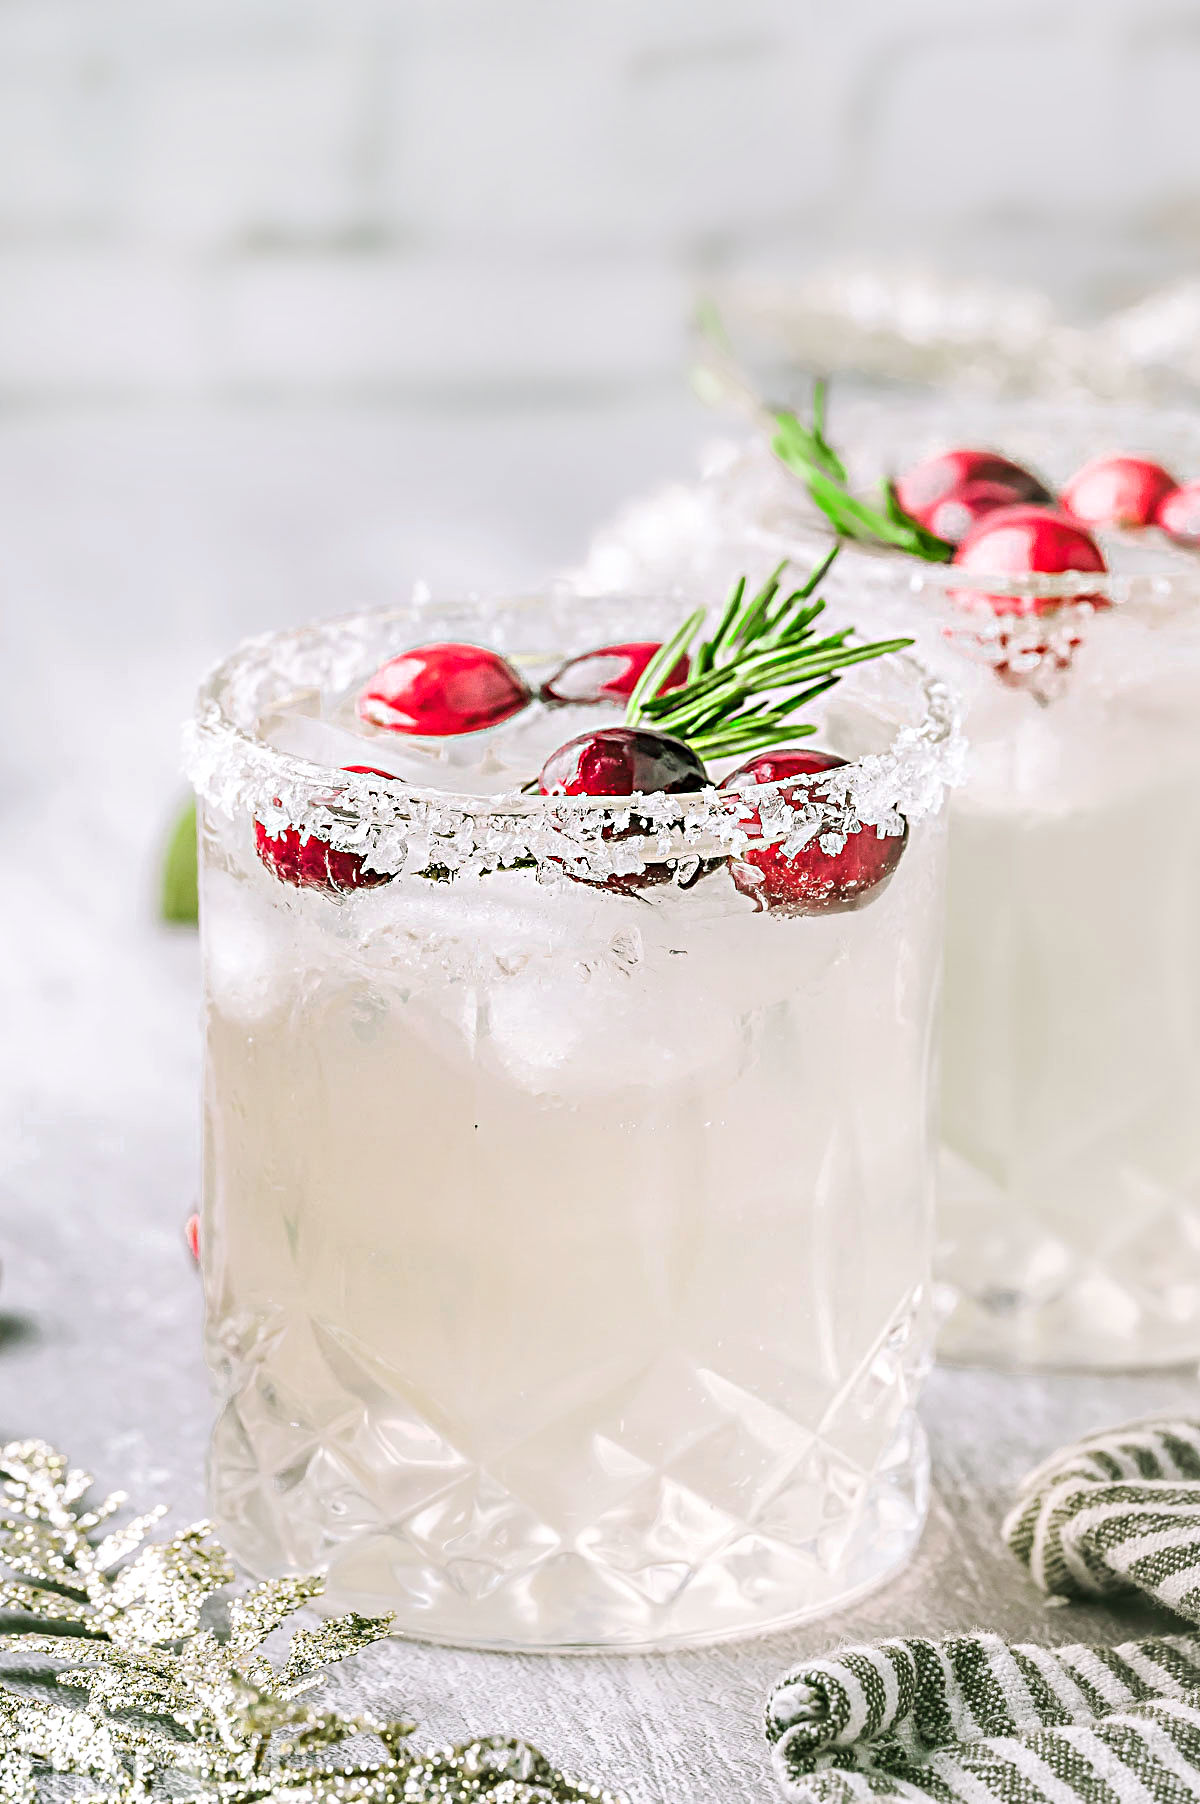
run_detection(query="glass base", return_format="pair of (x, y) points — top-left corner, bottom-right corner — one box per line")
(937, 1155), (1200, 1372)
(938, 1299), (1200, 1374)
(318, 1529), (924, 1655)
(209, 1395), (929, 1653)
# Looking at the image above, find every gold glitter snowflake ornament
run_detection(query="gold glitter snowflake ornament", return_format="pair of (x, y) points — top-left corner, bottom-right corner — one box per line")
(0, 1440), (623, 1803)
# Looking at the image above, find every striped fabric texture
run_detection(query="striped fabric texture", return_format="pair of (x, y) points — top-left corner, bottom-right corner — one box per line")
(767, 1418), (1200, 1804)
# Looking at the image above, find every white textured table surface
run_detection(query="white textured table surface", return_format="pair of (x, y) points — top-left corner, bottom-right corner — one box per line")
(2, 404), (1197, 1803)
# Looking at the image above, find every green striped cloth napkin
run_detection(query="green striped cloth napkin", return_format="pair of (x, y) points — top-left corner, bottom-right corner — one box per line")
(767, 1418), (1200, 1803)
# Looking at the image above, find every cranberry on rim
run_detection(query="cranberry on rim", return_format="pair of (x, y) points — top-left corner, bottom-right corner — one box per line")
(358, 643), (530, 736)
(538, 726), (711, 891)
(951, 505), (1108, 617)
(949, 505), (1109, 688)
(1060, 456), (1176, 529)
(721, 750), (907, 916)
(539, 727), (708, 798)
(256, 765), (395, 894)
(541, 641), (690, 706)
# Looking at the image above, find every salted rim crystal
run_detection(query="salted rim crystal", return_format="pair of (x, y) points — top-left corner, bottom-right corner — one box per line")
(184, 593), (962, 885)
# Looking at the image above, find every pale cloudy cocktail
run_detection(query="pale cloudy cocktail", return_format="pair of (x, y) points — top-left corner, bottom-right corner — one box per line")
(188, 583), (957, 1648)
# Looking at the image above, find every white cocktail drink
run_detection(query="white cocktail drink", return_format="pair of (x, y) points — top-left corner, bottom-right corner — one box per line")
(933, 601), (1200, 1368)
(188, 591), (956, 1650)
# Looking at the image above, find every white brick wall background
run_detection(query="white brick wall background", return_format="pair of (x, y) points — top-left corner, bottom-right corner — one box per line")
(0, 0), (1198, 402)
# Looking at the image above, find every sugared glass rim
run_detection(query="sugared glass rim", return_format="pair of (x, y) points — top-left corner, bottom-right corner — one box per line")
(749, 511), (1200, 607)
(744, 503), (1200, 704)
(184, 592), (963, 884)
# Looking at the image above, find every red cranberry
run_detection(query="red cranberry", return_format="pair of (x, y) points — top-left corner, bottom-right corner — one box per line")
(358, 643), (530, 736)
(255, 765), (395, 894)
(539, 727), (708, 798)
(1061, 456), (1177, 528)
(949, 505), (1109, 687)
(539, 727), (710, 891)
(951, 505), (1108, 616)
(1156, 480), (1200, 543)
(896, 449), (1050, 528)
(185, 1212), (200, 1262)
(721, 750), (907, 916)
(922, 478), (1038, 547)
(541, 641), (690, 706)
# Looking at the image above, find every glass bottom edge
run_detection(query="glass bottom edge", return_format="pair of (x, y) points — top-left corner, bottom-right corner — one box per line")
(310, 1534), (924, 1656)
(211, 1413), (930, 1655)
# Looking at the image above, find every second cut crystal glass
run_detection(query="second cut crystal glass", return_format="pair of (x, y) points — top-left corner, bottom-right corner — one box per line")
(611, 397), (1200, 1370)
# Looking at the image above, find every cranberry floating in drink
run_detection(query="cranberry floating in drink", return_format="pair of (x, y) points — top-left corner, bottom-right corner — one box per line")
(358, 642), (530, 735)
(896, 449), (1051, 541)
(1157, 479), (1200, 543)
(1060, 455), (1177, 528)
(919, 478), (1039, 547)
(541, 640), (690, 706)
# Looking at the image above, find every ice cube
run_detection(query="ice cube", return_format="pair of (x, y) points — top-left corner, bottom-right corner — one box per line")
(260, 704), (413, 779)
(203, 868), (302, 1024)
(315, 688), (610, 797)
(479, 912), (754, 1098)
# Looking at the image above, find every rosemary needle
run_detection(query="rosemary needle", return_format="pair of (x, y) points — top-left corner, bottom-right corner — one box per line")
(624, 554), (913, 764)
(771, 383), (955, 564)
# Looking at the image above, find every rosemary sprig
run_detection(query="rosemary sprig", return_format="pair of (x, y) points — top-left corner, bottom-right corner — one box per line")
(625, 554), (913, 763)
(771, 381), (955, 564)
(771, 379), (848, 485)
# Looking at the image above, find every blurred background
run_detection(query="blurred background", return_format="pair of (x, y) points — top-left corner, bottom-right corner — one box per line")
(4, 0), (1200, 410)
(7, 1), (1199, 746)
(8, 0), (1200, 725)
(6, 0), (1200, 1387)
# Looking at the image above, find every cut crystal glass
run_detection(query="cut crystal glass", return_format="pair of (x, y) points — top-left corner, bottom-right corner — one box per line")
(188, 588), (957, 1648)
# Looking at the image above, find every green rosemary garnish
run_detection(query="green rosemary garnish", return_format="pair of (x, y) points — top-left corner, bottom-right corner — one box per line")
(624, 553), (913, 762)
(772, 381), (955, 564)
